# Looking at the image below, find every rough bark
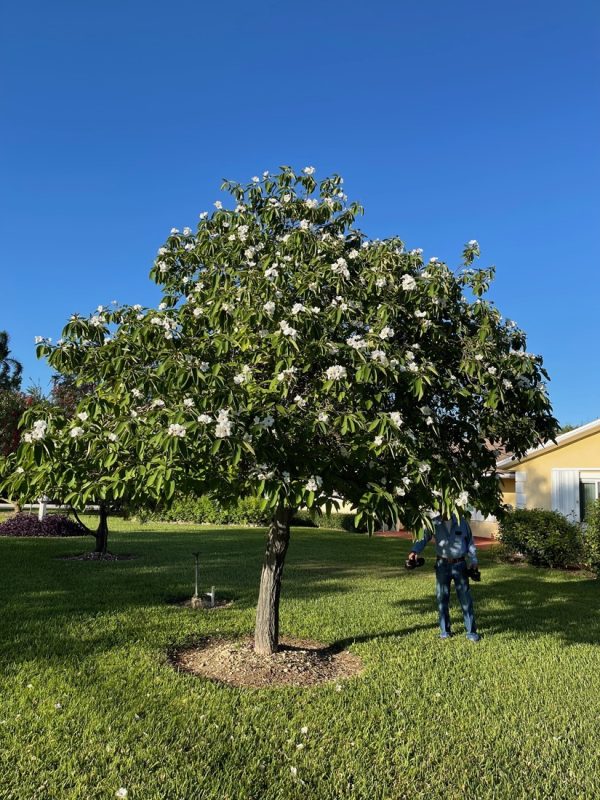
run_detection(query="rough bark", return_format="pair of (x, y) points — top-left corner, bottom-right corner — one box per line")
(95, 505), (109, 554)
(254, 506), (291, 655)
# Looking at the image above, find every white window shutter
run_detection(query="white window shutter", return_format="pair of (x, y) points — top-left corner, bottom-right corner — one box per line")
(515, 471), (527, 509)
(551, 470), (580, 520)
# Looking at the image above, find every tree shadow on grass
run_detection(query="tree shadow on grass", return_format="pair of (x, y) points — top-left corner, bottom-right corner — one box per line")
(393, 567), (600, 646)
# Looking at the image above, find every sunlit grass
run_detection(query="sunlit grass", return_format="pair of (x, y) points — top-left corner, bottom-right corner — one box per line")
(0, 519), (599, 799)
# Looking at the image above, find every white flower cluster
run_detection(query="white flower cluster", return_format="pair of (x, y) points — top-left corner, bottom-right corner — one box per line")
(346, 334), (368, 350)
(150, 314), (178, 340)
(379, 326), (394, 340)
(168, 423), (186, 438)
(331, 257), (350, 279)
(371, 350), (388, 365)
(279, 320), (298, 339)
(197, 414), (212, 424)
(326, 365), (347, 380)
(263, 301), (276, 315)
(390, 412), (403, 427)
(277, 367), (297, 382)
(70, 427), (84, 438)
(23, 420), (48, 442)
(305, 475), (323, 492)
(401, 275), (417, 291)
(215, 409), (233, 438)
(234, 365), (252, 385)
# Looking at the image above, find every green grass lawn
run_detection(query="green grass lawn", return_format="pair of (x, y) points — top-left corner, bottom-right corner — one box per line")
(1, 520), (599, 800)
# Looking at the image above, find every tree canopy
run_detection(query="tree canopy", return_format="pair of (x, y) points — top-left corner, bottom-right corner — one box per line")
(2, 166), (558, 650)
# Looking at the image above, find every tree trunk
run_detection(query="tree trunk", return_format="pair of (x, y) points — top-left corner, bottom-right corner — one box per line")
(95, 505), (109, 554)
(254, 506), (291, 655)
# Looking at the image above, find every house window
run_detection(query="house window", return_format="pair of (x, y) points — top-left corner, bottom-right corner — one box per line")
(580, 479), (600, 521)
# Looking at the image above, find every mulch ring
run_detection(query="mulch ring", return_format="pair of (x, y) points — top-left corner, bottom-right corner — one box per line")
(169, 635), (364, 688)
(56, 552), (139, 562)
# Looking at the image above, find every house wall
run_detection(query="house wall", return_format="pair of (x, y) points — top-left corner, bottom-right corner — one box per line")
(507, 429), (600, 510)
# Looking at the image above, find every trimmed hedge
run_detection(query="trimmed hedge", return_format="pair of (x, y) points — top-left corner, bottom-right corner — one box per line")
(498, 508), (583, 569)
(136, 495), (364, 531)
(0, 513), (86, 537)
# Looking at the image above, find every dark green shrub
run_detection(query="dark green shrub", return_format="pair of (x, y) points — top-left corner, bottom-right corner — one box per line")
(583, 499), (600, 575)
(499, 508), (583, 568)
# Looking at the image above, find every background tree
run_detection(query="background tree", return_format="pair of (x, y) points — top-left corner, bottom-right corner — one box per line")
(0, 397), (181, 554)
(31, 167), (557, 653)
(0, 331), (23, 392)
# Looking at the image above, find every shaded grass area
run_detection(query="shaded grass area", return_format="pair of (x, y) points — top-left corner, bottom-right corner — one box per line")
(1, 519), (599, 799)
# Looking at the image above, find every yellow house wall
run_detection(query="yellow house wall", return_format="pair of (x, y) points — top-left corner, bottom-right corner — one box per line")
(508, 430), (600, 510)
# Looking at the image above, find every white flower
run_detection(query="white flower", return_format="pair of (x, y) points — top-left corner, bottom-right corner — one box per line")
(290, 767), (298, 778)
(414, 310), (427, 319)
(193, 307), (202, 318)
(394, 486), (406, 497)
(265, 267), (279, 280)
(502, 379), (513, 389)
(214, 201), (223, 209)
(474, 354), (484, 361)
(70, 427), (84, 438)
(116, 790), (128, 799)
(300, 726), (309, 735)
(170, 227), (179, 234)
(457, 490), (469, 506)
(375, 277), (386, 288)
(152, 399), (165, 407)
(199, 361), (210, 372)
(77, 412), (88, 422)
(410, 248), (423, 255)
(34, 335), (44, 344)
(183, 398), (194, 408)
(379, 326), (394, 340)
(418, 462), (430, 474)
(298, 219), (310, 230)
(317, 411), (329, 423)
(303, 166), (315, 175)
(199, 211), (208, 219)
(488, 366), (497, 375)
(429, 257), (438, 263)
(279, 320), (298, 339)
(468, 239), (479, 247)
(390, 412), (403, 427)
(89, 315), (104, 327)
(131, 388), (143, 398)
(291, 303), (305, 316)
(182, 227), (192, 236)
(294, 395), (307, 409)
(425, 416), (434, 426)
(107, 432), (118, 442)
(305, 198), (318, 209)
(197, 414), (212, 424)
(16, 466), (25, 474)
(255, 414), (275, 429)
(401, 275), (417, 291)
(374, 435), (383, 446)
(167, 423), (186, 438)
(326, 365), (347, 381)
(252, 175), (260, 183)
(132, 304), (142, 312)
(30, 421), (48, 441)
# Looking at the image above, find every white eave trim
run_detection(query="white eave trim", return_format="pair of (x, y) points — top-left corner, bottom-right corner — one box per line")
(497, 417), (600, 470)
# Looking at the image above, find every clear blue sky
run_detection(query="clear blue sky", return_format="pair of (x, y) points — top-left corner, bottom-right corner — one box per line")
(1, 0), (598, 425)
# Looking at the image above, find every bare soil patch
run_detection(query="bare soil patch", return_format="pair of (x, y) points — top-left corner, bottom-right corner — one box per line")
(170, 635), (364, 688)
(171, 594), (234, 610)
(57, 552), (138, 562)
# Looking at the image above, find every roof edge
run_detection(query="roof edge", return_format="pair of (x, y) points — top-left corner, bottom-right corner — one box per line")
(497, 417), (600, 469)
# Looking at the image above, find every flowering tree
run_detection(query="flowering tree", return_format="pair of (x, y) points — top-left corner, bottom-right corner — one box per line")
(0, 400), (180, 553)
(22, 167), (556, 653)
